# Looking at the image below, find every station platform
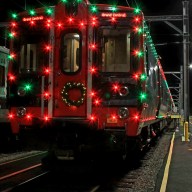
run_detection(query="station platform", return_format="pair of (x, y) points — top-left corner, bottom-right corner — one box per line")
(157, 122), (192, 192)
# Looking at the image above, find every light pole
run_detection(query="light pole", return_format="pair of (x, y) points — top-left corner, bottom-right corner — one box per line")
(182, 0), (190, 122)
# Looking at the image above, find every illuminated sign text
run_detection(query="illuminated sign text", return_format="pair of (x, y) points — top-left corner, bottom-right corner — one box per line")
(22, 16), (44, 22)
(101, 13), (127, 18)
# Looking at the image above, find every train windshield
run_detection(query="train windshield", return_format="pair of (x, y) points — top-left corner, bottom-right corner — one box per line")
(13, 26), (49, 73)
(98, 28), (131, 73)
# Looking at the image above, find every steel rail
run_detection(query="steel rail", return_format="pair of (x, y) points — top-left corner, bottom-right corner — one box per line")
(1, 171), (49, 192)
(0, 163), (42, 181)
(0, 151), (47, 166)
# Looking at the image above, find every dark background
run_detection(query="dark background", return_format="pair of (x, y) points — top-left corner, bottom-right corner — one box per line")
(0, 0), (191, 112)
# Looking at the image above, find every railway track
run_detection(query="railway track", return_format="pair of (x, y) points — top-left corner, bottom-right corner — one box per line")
(0, 130), (174, 192)
(0, 151), (48, 192)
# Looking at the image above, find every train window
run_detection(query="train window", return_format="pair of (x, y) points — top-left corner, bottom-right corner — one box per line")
(0, 66), (5, 86)
(13, 26), (49, 73)
(145, 46), (149, 76)
(152, 69), (157, 89)
(61, 33), (80, 73)
(19, 38), (49, 73)
(98, 28), (130, 72)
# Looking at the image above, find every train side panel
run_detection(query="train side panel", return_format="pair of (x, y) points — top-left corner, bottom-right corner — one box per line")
(0, 46), (9, 109)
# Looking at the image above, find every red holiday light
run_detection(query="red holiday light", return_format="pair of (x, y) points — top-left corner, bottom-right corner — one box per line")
(111, 17), (116, 23)
(90, 90), (96, 97)
(112, 83), (120, 92)
(79, 21), (85, 27)
(11, 22), (17, 27)
(26, 114), (32, 120)
(89, 114), (97, 122)
(134, 27), (139, 33)
(134, 17), (140, 23)
(56, 22), (63, 28)
(45, 45), (51, 51)
(8, 113), (14, 119)
(91, 17), (98, 26)
(10, 53), (16, 59)
(111, 114), (117, 120)
(133, 115), (139, 120)
(45, 19), (52, 28)
(44, 67), (51, 74)
(43, 91), (51, 99)
(89, 43), (97, 50)
(89, 66), (97, 74)
(68, 17), (74, 23)
(133, 73), (139, 80)
(93, 98), (101, 106)
(30, 20), (35, 25)
(8, 74), (16, 81)
(43, 115), (49, 121)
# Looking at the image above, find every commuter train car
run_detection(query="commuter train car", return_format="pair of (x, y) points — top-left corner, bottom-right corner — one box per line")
(0, 46), (9, 109)
(7, 0), (174, 161)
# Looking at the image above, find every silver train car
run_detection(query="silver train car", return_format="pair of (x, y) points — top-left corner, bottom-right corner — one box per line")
(0, 46), (9, 109)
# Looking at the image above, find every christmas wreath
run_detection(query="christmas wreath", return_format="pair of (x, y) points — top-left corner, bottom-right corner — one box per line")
(61, 82), (86, 107)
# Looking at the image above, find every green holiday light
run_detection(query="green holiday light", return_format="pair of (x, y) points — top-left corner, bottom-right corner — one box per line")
(165, 81), (169, 89)
(134, 8), (140, 14)
(29, 9), (36, 16)
(139, 92), (147, 101)
(8, 55), (14, 60)
(137, 27), (143, 34)
(137, 51), (143, 57)
(61, 0), (68, 3)
(90, 5), (98, 13)
(11, 13), (18, 19)
(111, 6), (117, 12)
(24, 84), (32, 91)
(46, 8), (53, 15)
(140, 73), (147, 81)
(104, 92), (111, 100)
(8, 32), (14, 39)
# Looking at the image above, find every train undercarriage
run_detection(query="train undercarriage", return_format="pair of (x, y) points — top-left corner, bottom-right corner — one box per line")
(39, 118), (171, 169)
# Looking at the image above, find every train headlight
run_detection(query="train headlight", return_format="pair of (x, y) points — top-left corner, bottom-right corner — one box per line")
(17, 87), (26, 96)
(119, 86), (129, 96)
(17, 107), (26, 118)
(118, 107), (129, 119)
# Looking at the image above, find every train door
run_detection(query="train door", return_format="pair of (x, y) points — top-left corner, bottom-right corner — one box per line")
(53, 28), (87, 118)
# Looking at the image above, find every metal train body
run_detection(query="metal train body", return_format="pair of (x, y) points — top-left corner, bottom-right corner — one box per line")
(0, 46), (9, 109)
(7, 0), (173, 159)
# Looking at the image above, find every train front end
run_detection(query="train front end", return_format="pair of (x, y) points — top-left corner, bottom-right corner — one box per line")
(50, 2), (147, 159)
(7, 1), (150, 159)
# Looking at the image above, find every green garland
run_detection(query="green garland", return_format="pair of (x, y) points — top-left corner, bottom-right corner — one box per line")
(61, 82), (86, 107)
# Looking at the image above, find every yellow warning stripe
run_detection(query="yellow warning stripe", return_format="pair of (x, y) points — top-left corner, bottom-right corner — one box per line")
(160, 132), (175, 192)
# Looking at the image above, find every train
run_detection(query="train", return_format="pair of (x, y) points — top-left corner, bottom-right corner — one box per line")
(0, 46), (11, 152)
(6, 0), (174, 163)
(0, 46), (9, 109)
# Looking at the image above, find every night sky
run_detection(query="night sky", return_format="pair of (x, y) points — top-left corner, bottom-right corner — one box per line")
(0, 0), (191, 109)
